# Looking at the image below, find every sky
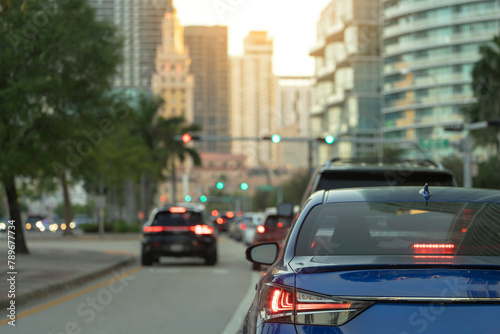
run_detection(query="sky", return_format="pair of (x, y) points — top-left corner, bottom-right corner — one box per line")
(174, 0), (331, 76)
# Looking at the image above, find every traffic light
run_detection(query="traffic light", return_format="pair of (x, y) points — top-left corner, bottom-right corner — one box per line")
(240, 182), (249, 190)
(488, 118), (500, 126)
(181, 133), (192, 143)
(184, 195), (192, 202)
(216, 182), (224, 190)
(443, 124), (464, 132)
(200, 195), (207, 203)
(262, 134), (281, 143)
(324, 135), (335, 144)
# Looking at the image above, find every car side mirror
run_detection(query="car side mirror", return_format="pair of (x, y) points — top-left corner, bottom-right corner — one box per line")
(246, 242), (279, 265)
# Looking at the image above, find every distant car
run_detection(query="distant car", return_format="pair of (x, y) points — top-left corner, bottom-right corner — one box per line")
(214, 211), (234, 232)
(243, 186), (500, 333)
(25, 215), (49, 232)
(140, 204), (218, 266)
(72, 214), (93, 229)
(301, 157), (457, 204)
(242, 212), (265, 246)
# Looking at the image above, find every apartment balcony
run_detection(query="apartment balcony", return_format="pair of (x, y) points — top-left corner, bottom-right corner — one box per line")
(383, 53), (479, 75)
(383, 73), (471, 94)
(325, 22), (345, 43)
(384, 30), (495, 57)
(383, 0), (480, 20)
(310, 40), (326, 57)
(384, 8), (500, 39)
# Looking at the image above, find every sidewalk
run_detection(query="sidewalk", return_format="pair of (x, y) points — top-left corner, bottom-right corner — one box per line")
(0, 241), (137, 308)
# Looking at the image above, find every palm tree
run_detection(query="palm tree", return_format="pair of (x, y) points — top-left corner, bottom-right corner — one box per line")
(155, 116), (201, 203)
(132, 92), (201, 211)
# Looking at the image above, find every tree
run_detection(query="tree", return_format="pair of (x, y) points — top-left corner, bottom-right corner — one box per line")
(462, 35), (500, 151)
(155, 116), (201, 203)
(440, 155), (464, 187)
(473, 156), (500, 189)
(0, 0), (122, 252)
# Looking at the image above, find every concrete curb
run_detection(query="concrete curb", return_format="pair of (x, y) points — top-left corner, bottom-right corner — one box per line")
(0, 256), (138, 309)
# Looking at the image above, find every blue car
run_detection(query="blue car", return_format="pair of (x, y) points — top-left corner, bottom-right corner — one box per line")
(243, 186), (500, 333)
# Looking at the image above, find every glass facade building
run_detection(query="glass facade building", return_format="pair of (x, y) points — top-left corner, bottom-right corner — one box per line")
(382, 0), (500, 145)
(310, 0), (381, 162)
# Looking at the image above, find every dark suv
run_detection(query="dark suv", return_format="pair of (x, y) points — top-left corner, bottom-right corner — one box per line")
(140, 204), (218, 266)
(302, 158), (457, 203)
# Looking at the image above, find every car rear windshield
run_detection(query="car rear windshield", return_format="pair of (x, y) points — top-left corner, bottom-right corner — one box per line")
(296, 202), (500, 257)
(264, 215), (293, 228)
(152, 211), (203, 226)
(316, 171), (455, 190)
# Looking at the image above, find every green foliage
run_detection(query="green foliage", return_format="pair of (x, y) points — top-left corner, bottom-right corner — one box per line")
(79, 220), (141, 233)
(440, 155), (464, 187)
(281, 169), (312, 205)
(473, 156), (500, 189)
(462, 35), (500, 149)
(55, 202), (94, 218)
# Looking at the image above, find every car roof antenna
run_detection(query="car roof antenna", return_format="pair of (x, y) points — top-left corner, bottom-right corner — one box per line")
(419, 183), (432, 206)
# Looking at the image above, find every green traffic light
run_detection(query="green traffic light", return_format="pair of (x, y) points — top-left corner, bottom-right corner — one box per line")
(325, 135), (335, 144)
(200, 195), (207, 203)
(240, 182), (249, 190)
(216, 182), (224, 190)
(185, 195), (192, 202)
(271, 134), (281, 143)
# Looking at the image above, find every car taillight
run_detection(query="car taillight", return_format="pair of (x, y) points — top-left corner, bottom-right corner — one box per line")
(277, 222), (283, 228)
(143, 226), (164, 233)
(190, 224), (214, 235)
(239, 223), (247, 231)
(260, 285), (373, 326)
(257, 225), (265, 233)
(411, 243), (456, 254)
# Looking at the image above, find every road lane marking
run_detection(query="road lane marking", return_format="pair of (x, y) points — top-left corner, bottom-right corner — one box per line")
(0, 266), (142, 326)
(149, 268), (182, 274)
(222, 271), (260, 334)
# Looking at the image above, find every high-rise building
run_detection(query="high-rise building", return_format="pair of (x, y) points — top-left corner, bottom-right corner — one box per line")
(151, 6), (194, 122)
(230, 31), (277, 170)
(88, 0), (173, 91)
(382, 0), (500, 150)
(184, 26), (230, 153)
(310, 0), (381, 163)
(276, 76), (315, 169)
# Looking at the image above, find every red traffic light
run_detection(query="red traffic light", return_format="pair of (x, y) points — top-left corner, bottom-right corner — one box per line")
(181, 133), (192, 143)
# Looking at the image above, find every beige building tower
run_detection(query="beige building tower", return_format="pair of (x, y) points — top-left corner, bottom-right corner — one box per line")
(230, 31), (277, 171)
(151, 4), (194, 204)
(152, 7), (194, 122)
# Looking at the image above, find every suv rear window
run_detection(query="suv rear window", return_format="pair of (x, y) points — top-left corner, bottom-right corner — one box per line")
(152, 211), (203, 227)
(264, 215), (293, 228)
(296, 202), (500, 257)
(316, 171), (455, 191)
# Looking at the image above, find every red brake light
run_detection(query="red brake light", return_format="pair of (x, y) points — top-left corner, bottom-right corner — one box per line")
(169, 207), (187, 213)
(277, 222), (283, 228)
(411, 243), (456, 254)
(239, 223), (247, 231)
(257, 225), (265, 233)
(262, 287), (372, 326)
(270, 289), (294, 313)
(226, 211), (234, 219)
(143, 226), (163, 233)
(190, 224), (214, 235)
(216, 217), (225, 224)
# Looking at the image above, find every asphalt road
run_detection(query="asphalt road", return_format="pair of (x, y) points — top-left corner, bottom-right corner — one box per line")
(2, 234), (259, 334)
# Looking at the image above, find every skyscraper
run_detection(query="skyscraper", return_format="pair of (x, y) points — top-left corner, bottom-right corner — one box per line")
(88, 0), (173, 91)
(309, 0), (381, 162)
(184, 26), (230, 153)
(151, 6), (194, 122)
(382, 0), (500, 150)
(230, 31), (277, 170)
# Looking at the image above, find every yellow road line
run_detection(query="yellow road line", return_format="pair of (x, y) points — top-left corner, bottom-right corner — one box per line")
(0, 266), (142, 326)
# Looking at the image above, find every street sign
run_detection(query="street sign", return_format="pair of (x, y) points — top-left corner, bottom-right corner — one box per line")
(258, 185), (275, 192)
(419, 139), (449, 149)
